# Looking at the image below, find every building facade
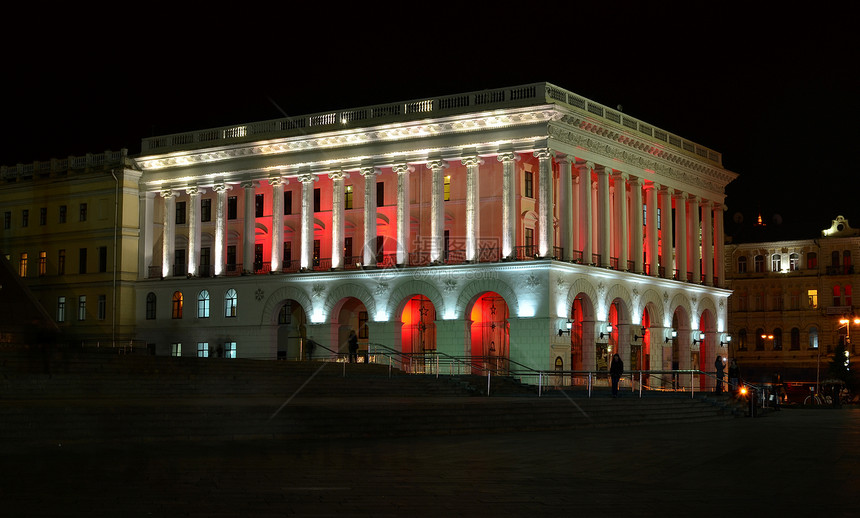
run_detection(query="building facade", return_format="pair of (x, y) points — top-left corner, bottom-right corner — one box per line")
(129, 82), (736, 384)
(0, 151), (142, 346)
(725, 215), (860, 380)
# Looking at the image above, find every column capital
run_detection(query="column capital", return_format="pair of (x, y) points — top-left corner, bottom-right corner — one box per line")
(496, 152), (520, 163)
(533, 148), (554, 161)
(268, 176), (287, 187)
(186, 186), (203, 196)
(328, 170), (350, 181)
(359, 167), (381, 177)
(660, 185), (674, 196)
(239, 180), (257, 189)
(554, 153), (573, 165)
(673, 189), (687, 200)
(461, 156), (484, 167)
(392, 164), (414, 175)
(298, 173), (318, 184)
(596, 165), (613, 175)
(212, 183), (231, 193)
(611, 170), (629, 180)
(643, 181), (660, 192)
(627, 175), (643, 186)
(688, 194), (701, 203)
(426, 160), (449, 171)
(160, 189), (175, 199)
(701, 198), (713, 208)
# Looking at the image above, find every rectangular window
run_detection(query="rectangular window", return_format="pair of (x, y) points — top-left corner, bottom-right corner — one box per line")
(57, 296), (66, 323)
(657, 208), (661, 230)
(197, 343), (209, 358)
(227, 245), (237, 272)
(377, 182), (384, 207)
(175, 201), (186, 225)
(255, 193), (264, 217)
(171, 343), (182, 357)
(19, 253), (27, 277)
(39, 251), (47, 276)
(59, 205), (67, 223)
(524, 172), (534, 198)
(285, 191), (292, 215)
(200, 247), (210, 276)
(201, 198), (211, 222)
(78, 295), (86, 321)
(284, 241), (291, 262)
(833, 286), (841, 307)
(525, 228), (534, 256)
(79, 248), (87, 274)
(808, 289), (818, 309)
(254, 244), (263, 272)
(79, 203), (87, 222)
(58, 249), (65, 275)
(358, 311), (369, 339)
(174, 249), (186, 276)
(344, 237), (353, 261)
(98, 295), (106, 320)
(98, 246), (107, 273)
(224, 342), (237, 359)
(444, 175), (451, 201)
(314, 188), (321, 212)
(846, 286), (853, 307)
(22, 209), (28, 227)
(772, 254), (782, 272)
(313, 239), (321, 267)
(3, 211), (10, 230)
(227, 196), (237, 220)
(39, 207), (47, 226)
(345, 185), (353, 210)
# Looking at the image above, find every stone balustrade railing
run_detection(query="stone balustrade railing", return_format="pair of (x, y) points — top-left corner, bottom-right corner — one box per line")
(1, 149), (128, 181)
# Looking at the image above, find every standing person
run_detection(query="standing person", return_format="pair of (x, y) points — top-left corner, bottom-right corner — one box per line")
(714, 355), (726, 394)
(728, 358), (740, 395)
(347, 330), (358, 363)
(610, 353), (624, 398)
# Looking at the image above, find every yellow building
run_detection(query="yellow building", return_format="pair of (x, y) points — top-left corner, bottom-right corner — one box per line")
(0, 150), (142, 347)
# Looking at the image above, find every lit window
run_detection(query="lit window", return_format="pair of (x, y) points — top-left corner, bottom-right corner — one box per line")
(171, 343), (182, 357)
(833, 286), (841, 306)
(78, 295), (86, 321)
(198, 290), (210, 318)
(771, 254), (781, 272)
(19, 253), (27, 277)
(444, 175), (451, 201)
(524, 172), (534, 198)
(224, 342), (237, 359)
(57, 296), (66, 323)
(39, 251), (46, 276)
(345, 185), (353, 210)
(808, 289), (818, 309)
(146, 293), (157, 320)
(172, 291), (183, 319)
(809, 327), (819, 349)
(789, 253), (800, 271)
(197, 342), (209, 358)
(225, 289), (237, 317)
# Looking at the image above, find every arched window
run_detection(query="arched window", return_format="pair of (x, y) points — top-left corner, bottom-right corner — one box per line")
(773, 328), (782, 350)
(755, 328), (765, 350)
(789, 253), (800, 271)
(197, 290), (210, 318)
(771, 254), (781, 272)
(809, 326), (819, 349)
(754, 255), (765, 273)
(738, 329), (747, 350)
(146, 292), (157, 320)
(172, 291), (183, 319)
(807, 252), (818, 269)
(225, 289), (238, 318)
(737, 256), (747, 273)
(790, 328), (800, 350)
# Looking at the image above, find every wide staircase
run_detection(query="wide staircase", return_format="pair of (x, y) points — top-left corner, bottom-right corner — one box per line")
(0, 349), (740, 448)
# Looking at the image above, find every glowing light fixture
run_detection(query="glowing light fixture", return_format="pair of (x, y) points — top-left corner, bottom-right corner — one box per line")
(665, 329), (677, 343)
(600, 324), (613, 340)
(692, 331), (706, 345)
(558, 319), (573, 337)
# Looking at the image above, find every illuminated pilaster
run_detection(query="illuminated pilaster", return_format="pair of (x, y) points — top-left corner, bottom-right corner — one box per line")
(715, 204), (725, 287)
(674, 190), (687, 281)
(702, 199), (713, 286)
(427, 160), (448, 263)
(577, 162), (593, 264)
(597, 166), (611, 267)
(535, 149), (554, 258)
(462, 155), (483, 262)
(394, 164), (413, 265)
(360, 167), (380, 266)
(161, 189), (175, 278)
(660, 186), (673, 279)
(187, 186), (202, 276)
(213, 183), (229, 276)
(329, 171), (348, 269)
(270, 177), (285, 272)
(241, 181), (256, 273)
(139, 191), (154, 278)
(558, 155), (574, 262)
(298, 174), (317, 270)
(613, 171), (629, 270)
(630, 177), (643, 274)
(645, 182), (659, 277)
(689, 195), (701, 284)
(497, 153), (518, 259)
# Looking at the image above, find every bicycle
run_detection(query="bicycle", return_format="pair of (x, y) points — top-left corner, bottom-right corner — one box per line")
(803, 387), (830, 405)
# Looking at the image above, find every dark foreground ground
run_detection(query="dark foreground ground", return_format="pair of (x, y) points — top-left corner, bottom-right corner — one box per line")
(2, 407), (857, 517)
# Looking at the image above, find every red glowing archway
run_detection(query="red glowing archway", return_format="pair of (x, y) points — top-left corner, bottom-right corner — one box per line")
(469, 292), (510, 374)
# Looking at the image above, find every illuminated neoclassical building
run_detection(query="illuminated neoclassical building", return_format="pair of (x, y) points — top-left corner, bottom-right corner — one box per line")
(132, 82), (736, 382)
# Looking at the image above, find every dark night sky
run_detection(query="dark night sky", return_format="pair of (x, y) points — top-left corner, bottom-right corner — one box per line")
(3, 7), (858, 242)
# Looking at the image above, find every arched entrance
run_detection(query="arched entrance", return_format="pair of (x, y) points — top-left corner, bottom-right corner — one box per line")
(670, 306), (691, 389)
(333, 297), (370, 361)
(632, 308), (652, 371)
(469, 292), (510, 375)
(697, 309), (717, 390)
(569, 293), (597, 375)
(400, 295), (437, 372)
(276, 300), (307, 360)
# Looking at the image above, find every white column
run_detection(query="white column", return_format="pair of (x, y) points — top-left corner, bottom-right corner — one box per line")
(645, 182), (659, 277)
(630, 177), (643, 274)
(660, 187), (673, 279)
(360, 167), (380, 266)
(577, 163), (593, 264)
(329, 171), (348, 269)
(462, 155), (483, 262)
(715, 204), (726, 287)
(427, 160), (448, 263)
(558, 155), (574, 262)
(213, 183), (229, 276)
(187, 186), (202, 276)
(270, 177), (285, 272)
(161, 190), (175, 278)
(613, 172), (629, 270)
(139, 192), (154, 278)
(674, 190), (687, 282)
(535, 149), (554, 258)
(241, 181), (256, 273)
(299, 173), (317, 270)
(497, 153), (518, 259)
(597, 166), (611, 267)
(394, 164), (413, 265)
(702, 199), (714, 286)
(689, 195), (702, 284)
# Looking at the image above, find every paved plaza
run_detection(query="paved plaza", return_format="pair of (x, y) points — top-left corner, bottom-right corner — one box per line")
(3, 406), (857, 517)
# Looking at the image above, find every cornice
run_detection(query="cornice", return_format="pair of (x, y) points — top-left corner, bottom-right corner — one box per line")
(549, 114), (736, 191)
(135, 107), (559, 172)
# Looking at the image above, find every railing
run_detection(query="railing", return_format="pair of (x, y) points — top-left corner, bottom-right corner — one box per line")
(592, 253), (601, 265)
(572, 250), (583, 264)
(826, 265), (855, 275)
(610, 257), (619, 270)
